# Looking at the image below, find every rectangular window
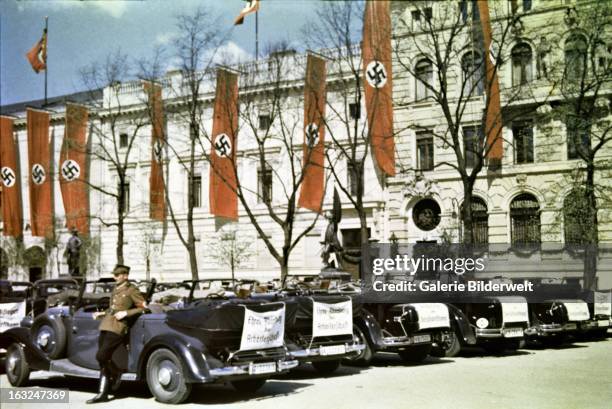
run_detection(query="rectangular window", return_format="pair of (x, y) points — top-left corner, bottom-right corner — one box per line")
(349, 102), (360, 120)
(567, 116), (590, 160)
(258, 166), (273, 203)
(348, 160), (363, 197)
(424, 7), (432, 21)
(463, 126), (482, 168)
(411, 10), (421, 23)
(522, 0), (532, 12)
(191, 174), (202, 208)
(513, 121), (534, 164)
(119, 132), (128, 148)
(416, 131), (434, 171)
(258, 115), (271, 131)
(118, 182), (130, 215)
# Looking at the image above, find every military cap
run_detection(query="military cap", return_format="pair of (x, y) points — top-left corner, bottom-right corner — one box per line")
(112, 264), (131, 275)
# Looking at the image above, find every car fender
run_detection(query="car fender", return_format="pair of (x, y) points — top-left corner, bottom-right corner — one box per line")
(0, 327), (50, 371)
(138, 334), (211, 383)
(354, 311), (385, 351)
(447, 304), (477, 345)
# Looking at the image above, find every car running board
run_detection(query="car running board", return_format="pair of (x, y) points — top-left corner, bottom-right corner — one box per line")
(49, 359), (137, 381)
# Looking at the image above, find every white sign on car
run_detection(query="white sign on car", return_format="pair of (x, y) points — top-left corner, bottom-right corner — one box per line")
(0, 301), (26, 333)
(561, 300), (590, 322)
(312, 299), (353, 338)
(409, 303), (450, 330)
(240, 305), (285, 351)
(499, 297), (530, 324)
(594, 291), (612, 316)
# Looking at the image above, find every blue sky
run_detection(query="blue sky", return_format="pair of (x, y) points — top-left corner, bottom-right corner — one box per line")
(1, 0), (327, 105)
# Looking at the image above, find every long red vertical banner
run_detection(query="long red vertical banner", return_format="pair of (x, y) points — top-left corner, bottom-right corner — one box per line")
(477, 1), (503, 168)
(27, 108), (53, 239)
(298, 54), (327, 212)
(362, 0), (395, 177)
(209, 69), (239, 220)
(144, 81), (166, 221)
(1, 116), (23, 237)
(60, 103), (90, 236)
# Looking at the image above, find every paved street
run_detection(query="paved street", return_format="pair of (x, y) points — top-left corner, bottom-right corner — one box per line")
(1, 336), (611, 409)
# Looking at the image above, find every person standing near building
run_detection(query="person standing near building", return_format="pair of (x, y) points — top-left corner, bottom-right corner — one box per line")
(64, 228), (83, 276)
(87, 264), (145, 404)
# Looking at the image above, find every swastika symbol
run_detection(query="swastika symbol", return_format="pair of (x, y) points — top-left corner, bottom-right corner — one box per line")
(61, 160), (81, 182)
(366, 60), (388, 89)
(305, 123), (319, 148)
(31, 163), (46, 185)
(154, 140), (163, 163)
(214, 134), (232, 158)
(1, 167), (16, 187)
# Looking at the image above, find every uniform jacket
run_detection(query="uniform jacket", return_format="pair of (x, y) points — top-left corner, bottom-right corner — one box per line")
(98, 281), (146, 335)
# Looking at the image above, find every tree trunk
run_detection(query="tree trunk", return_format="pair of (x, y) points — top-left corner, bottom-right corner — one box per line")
(461, 179), (475, 245)
(187, 122), (199, 281)
(583, 162), (599, 290)
(117, 191), (125, 265)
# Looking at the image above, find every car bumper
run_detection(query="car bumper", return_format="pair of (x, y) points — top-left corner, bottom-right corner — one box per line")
(578, 319), (611, 331)
(475, 327), (526, 339)
(208, 359), (299, 378)
(525, 323), (576, 337)
(380, 333), (432, 348)
(290, 342), (365, 361)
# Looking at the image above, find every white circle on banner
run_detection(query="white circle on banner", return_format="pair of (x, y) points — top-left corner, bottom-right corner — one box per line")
(1, 166), (16, 187)
(365, 60), (388, 88)
(214, 134), (232, 158)
(305, 123), (319, 148)
(31, 163), (46, 185)
(61, 160), (81, 182)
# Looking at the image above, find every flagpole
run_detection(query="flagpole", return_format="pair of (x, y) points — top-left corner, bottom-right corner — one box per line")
(44, 16), (48, 106)
(255, 9), (259, 60)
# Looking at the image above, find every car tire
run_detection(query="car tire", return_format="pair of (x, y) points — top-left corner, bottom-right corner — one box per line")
(438, 329), (461, 358)
(146, 348), (192, 404)
(231, 378), (266, 394)
(31, 314), (67, 359)
(344, 325), (373, 367)
(398, 344), (432, 364)
(312, 359), (341, 375)
(5, 343), (30, 387)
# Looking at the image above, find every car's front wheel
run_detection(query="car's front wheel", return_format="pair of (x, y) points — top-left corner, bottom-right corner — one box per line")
(231, 378), (266, 394)
(146, 348), (192, 404)
(6, 343), (30, 387)
(344, 325), (373, 367)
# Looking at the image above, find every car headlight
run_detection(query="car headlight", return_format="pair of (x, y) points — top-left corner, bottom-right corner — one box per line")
(476, 318), (489, 329)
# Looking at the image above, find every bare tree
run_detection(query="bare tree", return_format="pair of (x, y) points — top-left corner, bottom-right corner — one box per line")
(80, 50), (149, 265)
(205, 227), (254, 281)
(393, 1), (534, 244)
(538, 1), (612, 289)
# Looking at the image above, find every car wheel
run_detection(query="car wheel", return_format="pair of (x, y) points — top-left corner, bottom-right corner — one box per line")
(344, 325), (373, 367)
(231, 378), (266, 394)
(6, 343), (30, 387)
(31, 314), (66, 359)
(312, 359), (341, 375)
(146, 348), (192, 404)
(440, 330), (462, 358)
(398, 344), (432, 364)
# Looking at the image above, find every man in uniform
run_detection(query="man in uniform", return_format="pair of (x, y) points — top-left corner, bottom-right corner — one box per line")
(87, 264), (145, 404)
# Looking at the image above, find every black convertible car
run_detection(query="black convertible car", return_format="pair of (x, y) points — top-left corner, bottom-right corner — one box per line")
(1, 278), (298, 404)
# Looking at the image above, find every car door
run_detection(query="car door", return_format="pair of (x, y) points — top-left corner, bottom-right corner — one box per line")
(67, 306), (102, 369)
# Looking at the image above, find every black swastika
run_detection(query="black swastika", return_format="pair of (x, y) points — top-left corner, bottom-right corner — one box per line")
(215, 134), (232, 158)
(62, 160), (80, 181)
(1, 167), (16, 187)
(366, 61), (387, 88)
(32, 164), (46, 185)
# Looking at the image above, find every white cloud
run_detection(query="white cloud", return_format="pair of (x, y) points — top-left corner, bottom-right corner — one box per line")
(155, 32), (176, 46)
(16, 0), (128, 18)
(91, 1), (128, 18)
(209, 41), (253, 66)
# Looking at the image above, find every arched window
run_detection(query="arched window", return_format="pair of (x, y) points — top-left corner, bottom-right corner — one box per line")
(512, 43), (533, 86)
(510, 193), (541, 244)
(563, 189), (590, 244)
(415, 58), (433, 101)
(565, 33), (587, 81)
(462, 52), (484, 96)
(461, 196), (489, 244)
